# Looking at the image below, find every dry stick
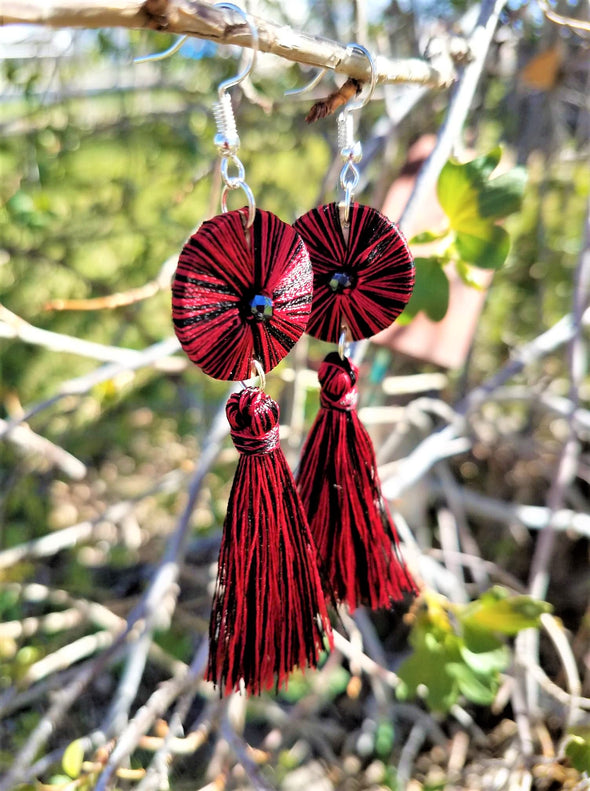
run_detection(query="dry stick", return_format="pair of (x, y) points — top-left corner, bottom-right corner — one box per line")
(0, 469), (187, 571)
(429, 483), (590, 539)
(94, 640), (210, 791)
(0, 0), (453, 89)
(0, 416), (87, 480)
(94, 388), (234, 787)
(398, 0), (508, 233)
(520, 197), (590, 718)
(0, 390), (232, 790)
(0, 303), (183, 370)
(381, 305), (590, 502)
(135, 704), (216, 791)
(0, 335), (182, 437)
(44, 253), (177, 312)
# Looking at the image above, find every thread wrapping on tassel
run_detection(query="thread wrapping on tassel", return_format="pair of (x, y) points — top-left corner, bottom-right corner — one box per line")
(207, 387), (333, 695)
(293, 201), (414, 343)
(297, 353), (417, 612)
(172, 207), (312, 380)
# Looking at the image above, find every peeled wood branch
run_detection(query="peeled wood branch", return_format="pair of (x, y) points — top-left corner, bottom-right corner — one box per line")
(0, 0), (454, 88)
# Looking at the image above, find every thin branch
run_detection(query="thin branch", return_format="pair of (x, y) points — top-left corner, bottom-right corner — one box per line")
(381, 305), (590, 501)
(0, 416), (87, 480)
(0, 335), (183, 437)
(0, 303), (183, 371)
(399, 0), (507, 232)
(0, 0), (454, 88)
(538, 0), (590, 34)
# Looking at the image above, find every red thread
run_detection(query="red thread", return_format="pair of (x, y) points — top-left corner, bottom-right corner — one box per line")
(207, 387), (333, 695)
(297, 353), (417, 611)
(172, 208), (312, 380)
(293, 202), (415, 342)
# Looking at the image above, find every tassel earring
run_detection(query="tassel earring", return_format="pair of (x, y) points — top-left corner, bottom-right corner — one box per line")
(171, 5), (332, 694)
(294, 44), (418, 612)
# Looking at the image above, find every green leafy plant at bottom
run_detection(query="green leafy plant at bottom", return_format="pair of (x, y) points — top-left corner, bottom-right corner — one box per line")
(396, 586), (552, 713)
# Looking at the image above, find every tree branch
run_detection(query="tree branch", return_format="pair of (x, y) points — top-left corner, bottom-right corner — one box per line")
(0, 0), (454, 88)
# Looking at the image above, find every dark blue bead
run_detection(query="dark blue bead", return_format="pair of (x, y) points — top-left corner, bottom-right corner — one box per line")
(329, 271), (352, 293)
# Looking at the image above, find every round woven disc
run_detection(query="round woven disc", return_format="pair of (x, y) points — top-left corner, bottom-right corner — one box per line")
(293, 202), (415, 343)
(172, 208), (312, 380)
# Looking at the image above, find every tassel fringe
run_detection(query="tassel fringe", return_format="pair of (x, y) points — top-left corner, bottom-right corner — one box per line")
(297, 353), (417, 612)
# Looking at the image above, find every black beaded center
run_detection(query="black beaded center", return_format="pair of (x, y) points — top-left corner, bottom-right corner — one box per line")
(249, 294), (274, 321)
(329, 272), (352, 293)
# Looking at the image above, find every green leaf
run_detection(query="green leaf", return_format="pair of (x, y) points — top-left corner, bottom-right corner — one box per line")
(459, 643), (510, 675)
(455, 224), (510, 269)
(408, 229), (450, 245)
(462, 623), (503, 654)
(446, 662), (498, 706)
(403, 257), (450, 322)
(397, 632), (462, 713)
(437, 147), (502, 229)
(565, 735), (590, 773)
(459, 587), (552, 635)
(478, 168), (527, 219)
(62, 738), (84, 779)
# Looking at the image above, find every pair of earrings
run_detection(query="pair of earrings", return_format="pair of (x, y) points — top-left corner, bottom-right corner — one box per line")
(171, 10), (416, 696)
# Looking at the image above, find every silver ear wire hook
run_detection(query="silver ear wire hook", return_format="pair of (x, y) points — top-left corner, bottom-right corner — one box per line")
(338, 44), (377, 225)
(212, 2), (259, 229)
(284, 67), (327, 97)
(134, 35), (189, 64)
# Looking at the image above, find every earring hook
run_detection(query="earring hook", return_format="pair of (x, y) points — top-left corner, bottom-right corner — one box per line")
(134, 35), (189, 64)
(214, 2), (259, 96)
(342, 43), (377, 113)
(284, 67), (327, 97)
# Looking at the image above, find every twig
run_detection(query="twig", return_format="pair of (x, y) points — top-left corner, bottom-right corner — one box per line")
(0, 468), (188, 570)
(382, 305), (590, 501)
(219, 708), (275, 791)
(0, 335), (183, 436)
(44, 255), (177, 312)
(0, 416), (87, 480)
(94, 640), (210, 791)
(94, 386), (234, 782)
(538, 0), (590, 34)
(0, 303), (183, 371)
(428, 483), (590, 539)
(399, 0), (508, 233)
(522, 197), (589, 717)
(397, 720), (429, 787)
(0, 0), (454, 89)
(529, 197), (590, 602)
(540, 613), (583, 729)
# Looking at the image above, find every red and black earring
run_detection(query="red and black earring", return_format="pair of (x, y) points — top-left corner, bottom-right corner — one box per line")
(172, 6), (331, 695)
(294, 45), (418, 612)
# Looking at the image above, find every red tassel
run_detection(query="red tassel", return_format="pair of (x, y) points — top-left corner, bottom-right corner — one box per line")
(207, 387), (333, 695)
(297, 353), (417, 612)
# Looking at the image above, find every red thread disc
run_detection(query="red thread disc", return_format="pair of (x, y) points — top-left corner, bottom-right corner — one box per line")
(172, 208), (312, 380)
(293, 202), (415, 343)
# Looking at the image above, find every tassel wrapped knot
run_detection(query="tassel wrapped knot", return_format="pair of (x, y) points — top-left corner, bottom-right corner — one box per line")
(207, 387), (332, 696)
(297, 353), (417, 612)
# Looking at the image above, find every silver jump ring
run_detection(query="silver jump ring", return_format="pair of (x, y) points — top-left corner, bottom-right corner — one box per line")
(221, 181), (256, 228)
(252, 358), (266, 390)
(338, 328), (349, 360)
(221, 154), (246, 187)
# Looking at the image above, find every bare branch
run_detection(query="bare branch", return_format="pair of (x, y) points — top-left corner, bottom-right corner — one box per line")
(0, 0), (454, 88)
(0, 416), (87, 479)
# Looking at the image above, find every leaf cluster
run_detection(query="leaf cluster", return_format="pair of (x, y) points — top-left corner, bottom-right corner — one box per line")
(403, 148), (527, 323)
(397, 586), (551, 712)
